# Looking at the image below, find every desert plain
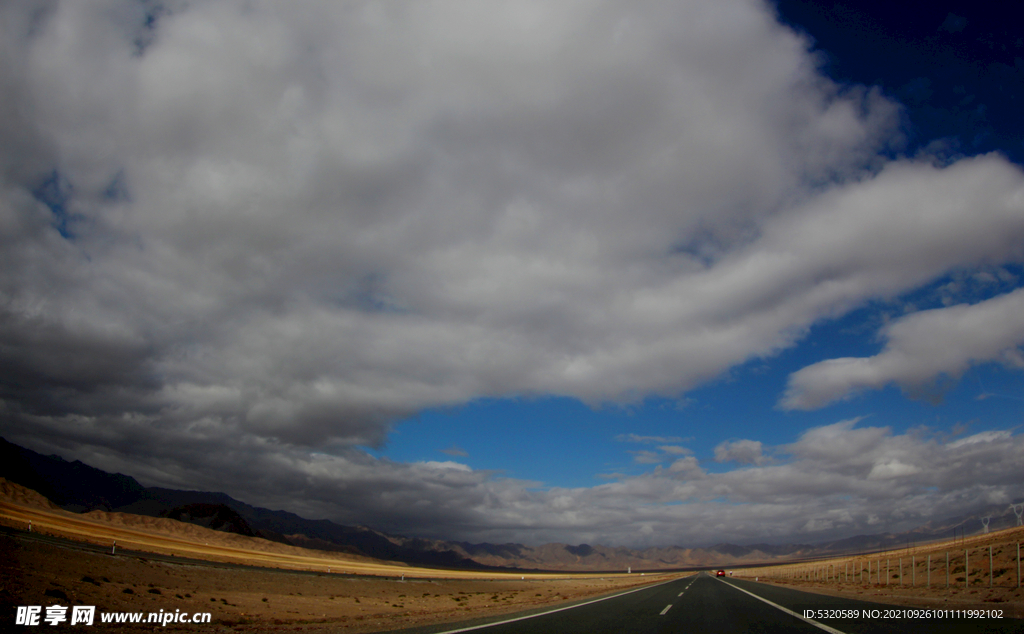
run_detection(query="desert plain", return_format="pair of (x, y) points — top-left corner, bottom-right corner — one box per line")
(736, 524), (1024, 619)
(0, 479), (673, 632)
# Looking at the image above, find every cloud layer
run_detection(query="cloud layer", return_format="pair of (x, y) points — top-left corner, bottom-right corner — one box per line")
(2, 1), (1024, 545)
(782, 286), (1024, 410)
(16, 412), (1023, 546)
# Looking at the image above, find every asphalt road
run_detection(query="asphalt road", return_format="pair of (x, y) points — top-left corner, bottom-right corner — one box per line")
(393, 572), (1024, 634)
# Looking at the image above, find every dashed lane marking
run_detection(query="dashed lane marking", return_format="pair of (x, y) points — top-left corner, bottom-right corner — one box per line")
(660, 604), (672, 615)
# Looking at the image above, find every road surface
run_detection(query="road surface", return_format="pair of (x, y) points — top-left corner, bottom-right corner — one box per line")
(392, 572), (1023, 634)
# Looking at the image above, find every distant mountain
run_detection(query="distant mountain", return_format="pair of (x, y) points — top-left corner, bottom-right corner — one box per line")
(0, 437), (485, 569)
(2, 437), (1019, 571)
(0, 437), (148, 512)
(406, 541), (821, 572)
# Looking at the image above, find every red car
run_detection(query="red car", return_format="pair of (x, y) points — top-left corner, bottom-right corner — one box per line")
(716, 570), (725, 577)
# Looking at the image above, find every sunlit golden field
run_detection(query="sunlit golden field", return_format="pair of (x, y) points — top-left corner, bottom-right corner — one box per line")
(0, 479), (673, 632)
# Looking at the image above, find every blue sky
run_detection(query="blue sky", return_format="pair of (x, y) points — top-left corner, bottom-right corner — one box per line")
(3, 1), (1024, 548)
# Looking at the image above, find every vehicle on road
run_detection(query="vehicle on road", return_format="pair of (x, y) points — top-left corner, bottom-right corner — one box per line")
(716, 569), (725, 577)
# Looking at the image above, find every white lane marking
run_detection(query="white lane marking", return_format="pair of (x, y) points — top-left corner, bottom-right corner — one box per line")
(660, 604), (672, 615)
(677, 592), (684, 597)
(713, 578), (847, 634)
(432, 576), (685, 634)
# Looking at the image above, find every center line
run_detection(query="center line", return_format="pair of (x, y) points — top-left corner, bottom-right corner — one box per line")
(660, 604), (672, 615)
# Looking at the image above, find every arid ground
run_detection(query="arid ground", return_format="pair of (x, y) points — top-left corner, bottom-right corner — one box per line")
(0, 480), (675, 632)
(735, 525), (1024, 618)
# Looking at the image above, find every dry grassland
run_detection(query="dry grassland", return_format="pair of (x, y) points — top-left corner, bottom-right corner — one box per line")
(735, 525), (1024, 618)
(0, 482), (674, 632)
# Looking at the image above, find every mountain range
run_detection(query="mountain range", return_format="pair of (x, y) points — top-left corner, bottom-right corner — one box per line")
(1, 437), (1017, 571)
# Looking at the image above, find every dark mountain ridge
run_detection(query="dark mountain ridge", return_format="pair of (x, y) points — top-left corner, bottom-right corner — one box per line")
(0, 437), (484, 569)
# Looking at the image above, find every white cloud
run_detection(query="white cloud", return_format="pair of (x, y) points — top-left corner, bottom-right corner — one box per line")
(867, 460), (921, 480)
(948, 430), (1013, 449)
(713, 439), (767, 465)
(2, 1), (1024, 546)
(415, 461), (472, 472)
(781, 287), (1024, 410)
(631, 450), (664, 464)
(6, 2), (1021, 442)
(667, 455), (706, 478)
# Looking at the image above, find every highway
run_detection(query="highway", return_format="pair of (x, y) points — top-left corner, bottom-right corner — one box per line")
(393, 572), (1024, 634)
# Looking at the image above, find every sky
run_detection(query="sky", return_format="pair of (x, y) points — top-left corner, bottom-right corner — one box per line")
(1, 0), (1023, 548)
